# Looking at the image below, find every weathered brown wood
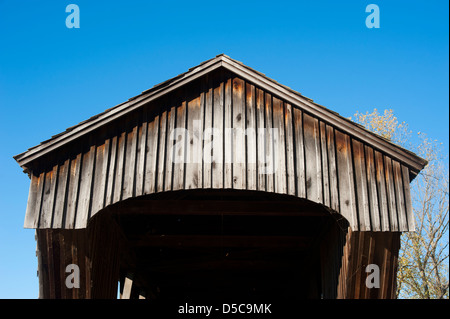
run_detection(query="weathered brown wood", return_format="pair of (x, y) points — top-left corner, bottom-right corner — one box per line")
(303, 113), (322, 203)
(319, 122), (330, 207)
(135, 109), (148, 196)
(256, 88), (266, 191)
(393, 160), (408, 231)
(365, 146), (381, 231)
(65, 153), (82, 229)
(53, 159), (70, 228)
(384, 156), (398, 231)
(91, 141), (108, 217)
(172, 103), (186, 191)
(285, 103), (296, 196)
(20, 67), (422, 233)
(113, 131), (126, 203)
(40, 165), (58, 228)
(352, 139), (371, 231)
(123, 119), (138, 200)
(105, 136), (118, 206)
(401, 164), (415, 231)
(203, 83), (213, 189)
(265, 93), (275, 192)
(335, 130), (358, 230)
(246, 82), (257, 191)
(321, 227), (401, 299)
(232, 77), (246, 190)
(374, 150), (390, 231)
(326, 125), (339, 212)
(164, 106), (176, 191)
(36, 213), (122, 299)
(273, 97), (287, 194)
(156, 111), (167, 192)
(186, 95), (200, 189)
(197, 85), (206, 189)
(293, 107), (306, 198)
(88, 213), (121, 298)
(212, 76), (224, 189)
(145, 114), (159, 193)
(75, 144), (96, 228)
(25, 174), (41, 229)
(224, 77), (233, 189)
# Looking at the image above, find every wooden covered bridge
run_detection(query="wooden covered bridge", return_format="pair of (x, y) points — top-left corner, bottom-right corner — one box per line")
(14, 54), (426, 299)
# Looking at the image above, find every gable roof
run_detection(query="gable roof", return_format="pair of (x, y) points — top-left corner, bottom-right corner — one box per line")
(13, 54), (427, 173)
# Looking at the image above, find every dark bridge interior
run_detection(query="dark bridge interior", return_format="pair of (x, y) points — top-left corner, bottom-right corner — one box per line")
(106, 190), (336, 300)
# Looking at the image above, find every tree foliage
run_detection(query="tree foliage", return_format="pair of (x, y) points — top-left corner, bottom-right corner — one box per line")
(351, 109), (449, 299)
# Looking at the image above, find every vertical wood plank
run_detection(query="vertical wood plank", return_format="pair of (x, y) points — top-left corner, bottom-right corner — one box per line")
(335, 130), (358, 230)
(374, 150), (390, 231)
(293, 107), (306, 198)
(264, 93), (274, 192)
(203, 85), (213, 189)
(53, 159), (70, 228)
(354, 231), (366, 298)
(186, 95), (202, 189)
(136, 111), (148, 196)
(401, 165), (415, 231)
(144, 115), (160, 194)
(156, 111), (167, 192)
(75, 144), (96, 228)
(40, 165), (58, 228)
(105, 136), (118, 206)
(303, 113), (322, 204)
(91, 141), (109, 217)
(352, 139), (371, 231)
(172, 103), (186, 191)
(224, 76), (233, 189)
(198, 88), (205, 189)
(232, 77), (246, 189)
(272, 97), (287, 194)
(24, 173), (42, 228)
(326, 125), (339, 212)
(365, 146), (381, 231)
(123, 122), (138, 200)
(113, 131), (126, 202)
(393, 160), (408, 231)
(320, 121), (330, 207)
(285, 103), (296, 196)
(211, 80), (225, 188)
(384, 156), (399, 231)
(256, 88), (266, 191)
(164, 106), (176, 191)
(211, 78), (224, 189)
(246, 82), (257, 191)
(65, 153), (82, 229)
(45, 230), (56, 298)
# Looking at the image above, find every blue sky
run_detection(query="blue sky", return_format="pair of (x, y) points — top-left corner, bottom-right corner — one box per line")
(0, 1), (448, 298)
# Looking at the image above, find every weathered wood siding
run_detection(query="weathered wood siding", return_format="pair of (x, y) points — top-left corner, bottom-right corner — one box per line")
(23, 70), (415, 231)
(320, 222), (401, 299)
(36, 214), (121, 299)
